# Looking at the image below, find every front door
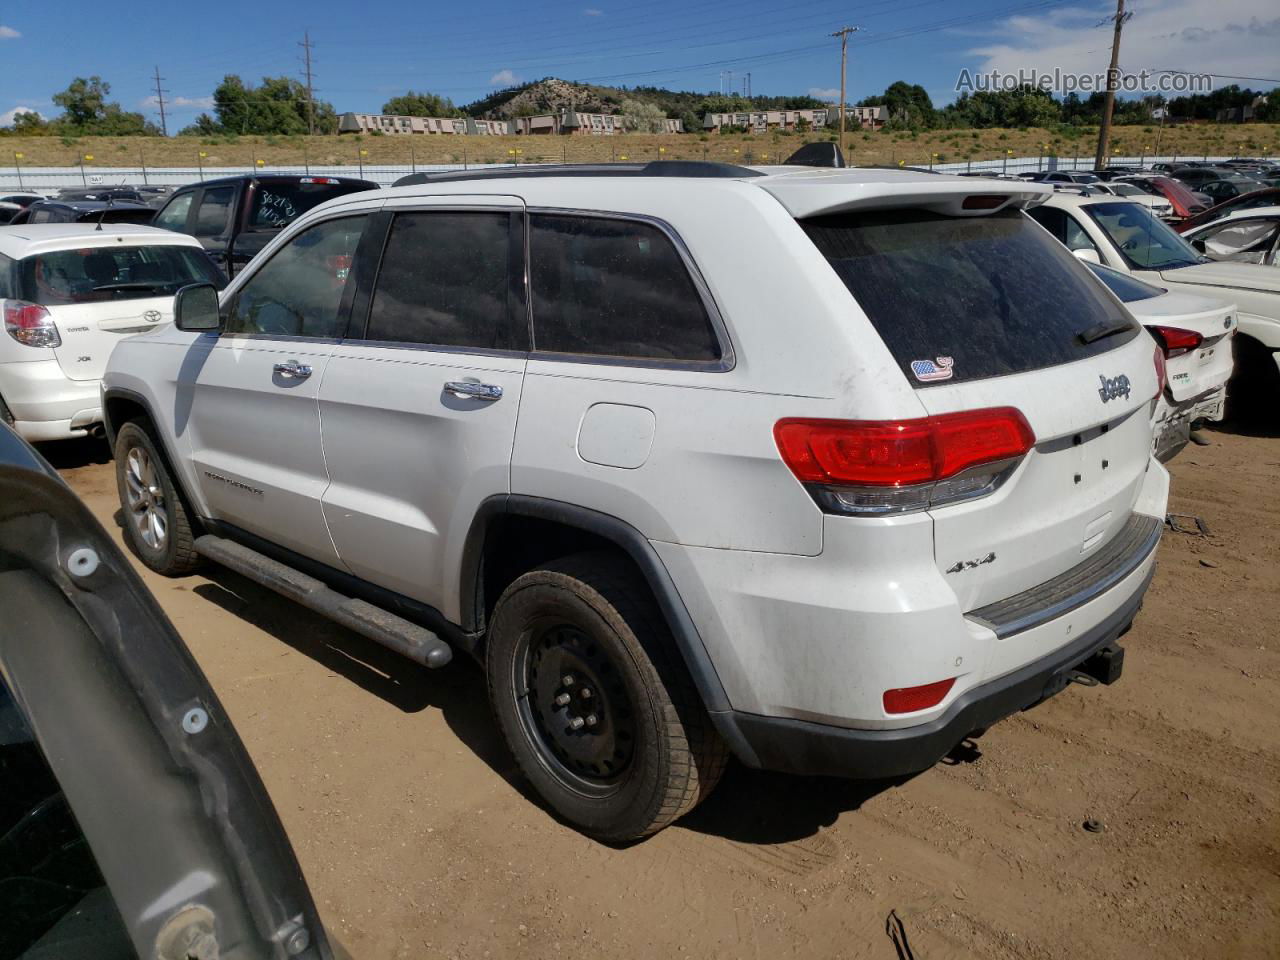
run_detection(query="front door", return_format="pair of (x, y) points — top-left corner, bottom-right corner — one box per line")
(318, 196), (528, 616)
(184, 212), (370, 565)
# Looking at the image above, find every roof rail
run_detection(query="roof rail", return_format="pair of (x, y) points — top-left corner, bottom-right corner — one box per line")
(391, 160), (761, 188)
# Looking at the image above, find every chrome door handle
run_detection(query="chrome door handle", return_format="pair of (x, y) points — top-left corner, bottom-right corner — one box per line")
(273, 360), (313, 380)
(445, 380), (503, 402)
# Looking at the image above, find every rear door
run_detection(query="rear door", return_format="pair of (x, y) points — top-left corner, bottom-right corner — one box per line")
(318, 195), (528, 611)
(801, 207), (1159, 615)
(17, 242), (225, 382)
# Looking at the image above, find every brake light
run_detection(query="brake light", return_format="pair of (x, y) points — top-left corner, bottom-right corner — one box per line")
(3, 300), (60, 348)
(1150, 325), (1203, 359)
(884, 677), (956, 714)
(774, 408), (1034, 515)
(962, 195), (1008, 210)
(300, 177), (339, 184)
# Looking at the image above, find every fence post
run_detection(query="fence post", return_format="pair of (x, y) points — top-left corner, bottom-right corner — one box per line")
(410, 145), (415, 174)
(463, 147), (468, 170)
(198, 151), (206, 180)
(304, 146), (310, 175)
(13, 152), (23, 190)
(140, 150), (149, 185)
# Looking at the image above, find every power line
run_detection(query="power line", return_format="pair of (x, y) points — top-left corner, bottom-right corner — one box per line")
(152, 66), (169, 136)
(299, 31), (316, 135)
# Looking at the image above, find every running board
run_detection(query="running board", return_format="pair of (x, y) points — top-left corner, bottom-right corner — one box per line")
(194, 534), (452, 668)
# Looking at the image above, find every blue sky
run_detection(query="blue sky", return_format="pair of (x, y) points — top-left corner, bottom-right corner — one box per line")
(1, 0), (1276, 130)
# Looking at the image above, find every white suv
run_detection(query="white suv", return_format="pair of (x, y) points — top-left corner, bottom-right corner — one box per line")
(0, 224), (224, 441)
(102, 164), (1169, 840)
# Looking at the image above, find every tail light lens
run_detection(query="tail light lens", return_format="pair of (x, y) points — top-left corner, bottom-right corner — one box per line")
(774, 408), (1035, 516)
(3, 300), (60, 348)
(1150, 324), (1203, 359)
(1152, 343), (1167, 398)
(884, 677), (957, 714)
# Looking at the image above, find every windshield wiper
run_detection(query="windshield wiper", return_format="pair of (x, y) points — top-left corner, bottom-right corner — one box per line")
(1076, 318), (1133, 345)
(91, 282), (168, 292)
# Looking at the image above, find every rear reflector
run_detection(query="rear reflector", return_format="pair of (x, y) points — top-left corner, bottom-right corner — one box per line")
(962, 195), (1008, 210)
(884, 677), (956, 714)
(1150, 324), (1203, 358)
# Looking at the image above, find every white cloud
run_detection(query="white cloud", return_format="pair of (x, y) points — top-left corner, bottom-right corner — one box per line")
(583, 7), (604, 14)
(963, 0), (1280, 97)
(141, 95), (215, 109)
(0, 106), (40, 126)
(808, 87), (841, 101)
(0, 25), (20, 38)
(490, 69), (521, 86)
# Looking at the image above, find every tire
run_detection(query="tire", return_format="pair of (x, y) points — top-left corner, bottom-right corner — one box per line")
(1226, 335), (1279, 424)
(114, 419), (201, 576)
(486, 552), (728, 842)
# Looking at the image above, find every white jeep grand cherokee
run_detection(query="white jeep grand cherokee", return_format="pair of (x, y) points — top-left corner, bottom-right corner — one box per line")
(102, 163), (1169, 840)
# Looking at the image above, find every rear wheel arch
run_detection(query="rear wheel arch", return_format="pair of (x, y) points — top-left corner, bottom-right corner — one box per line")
(461, 496), (733, 719)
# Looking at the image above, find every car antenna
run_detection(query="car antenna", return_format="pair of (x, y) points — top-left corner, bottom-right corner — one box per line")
(96, 195), (114, 232)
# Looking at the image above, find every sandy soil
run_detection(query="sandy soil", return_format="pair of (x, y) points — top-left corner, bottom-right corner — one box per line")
(47, 423), (1279, 960)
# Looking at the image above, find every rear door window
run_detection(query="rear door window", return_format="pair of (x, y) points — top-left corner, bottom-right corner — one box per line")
(528, 214), (721, 362)
(364, 211), (524, 351)
(800, 208), (1139, 386)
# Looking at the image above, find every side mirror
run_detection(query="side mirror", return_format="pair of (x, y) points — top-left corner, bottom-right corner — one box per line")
(1190, 238), (1207, 253)
(173, 282), (222, 332)
(1072, 247), (1102, 264)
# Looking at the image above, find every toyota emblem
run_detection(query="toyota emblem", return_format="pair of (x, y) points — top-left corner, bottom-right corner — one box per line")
(143, 310), (162, 323)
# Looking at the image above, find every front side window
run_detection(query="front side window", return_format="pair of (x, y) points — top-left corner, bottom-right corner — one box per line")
(801, 207), (1139, 386)
(19, 245), (226, 305)
(528, 214), (721, 362)
(1193, 218), (1280, 264)
(153, 192), (194, 232)
(192, 186), (235, 237)
(1083, 201), (1202, 270)
(226, 215), (365, 337)
(364, 211), (522, 351)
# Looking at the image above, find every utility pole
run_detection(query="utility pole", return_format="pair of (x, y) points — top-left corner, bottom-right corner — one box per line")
(299, 31), (316, 136)
(831, 26), (861, 159)
(1093, 0), (1132, 169)
(746, 72), (752, 101)
(152, 66), (168, 137)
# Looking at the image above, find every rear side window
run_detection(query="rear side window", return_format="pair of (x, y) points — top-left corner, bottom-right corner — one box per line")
(1086, 262), (1163, 303)
(192, 186), (235, 237)
(365, 211), (523, 351)
(0, 252), (13, 298)
(153, 192), (193, 232)
(19, 245), (226, 305)
(529, 214), (721, 362)
(801, 208), (1138, 386)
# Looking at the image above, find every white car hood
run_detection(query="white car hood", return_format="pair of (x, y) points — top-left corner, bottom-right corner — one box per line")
(1159, 260), (1280, 294)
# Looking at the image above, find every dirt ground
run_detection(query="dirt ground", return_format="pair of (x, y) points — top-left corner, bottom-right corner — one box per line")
(46, 423), (1279, 960)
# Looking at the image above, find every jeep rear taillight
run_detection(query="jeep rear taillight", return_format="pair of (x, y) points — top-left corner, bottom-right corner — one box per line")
(774, 408), (1034, 516)
(3, 300), (60, 348)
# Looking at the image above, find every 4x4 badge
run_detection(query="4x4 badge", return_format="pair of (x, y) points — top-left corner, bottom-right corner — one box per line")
(1097, 373), (1131, 403)
(946, 552), (995, 574)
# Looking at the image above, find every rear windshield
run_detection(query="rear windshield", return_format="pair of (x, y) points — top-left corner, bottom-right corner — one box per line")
(1082, 202), (1201, 271)
(20, 245), (226, 306)
(249, 181), (371, 230)
(1086, 262), (1164, 303)
(801, 208), (1139, 386)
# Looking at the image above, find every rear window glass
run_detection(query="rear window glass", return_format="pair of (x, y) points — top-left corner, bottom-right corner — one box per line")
(801, 208), (1139, 386)
(20, 245), (226, 306)
(1087, 262), (1164, 302)
(529, 214), (721, 362)
(249, 181), (370, 230)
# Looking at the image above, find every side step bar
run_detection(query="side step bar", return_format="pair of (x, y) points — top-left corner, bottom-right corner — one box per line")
(194, 534), (452, 668)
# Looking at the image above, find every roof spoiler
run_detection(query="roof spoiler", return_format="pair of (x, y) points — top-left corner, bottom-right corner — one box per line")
(783, 143), (846, 168)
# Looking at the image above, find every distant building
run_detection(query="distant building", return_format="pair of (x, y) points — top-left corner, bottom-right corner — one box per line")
(702, 109), (831, 133)
(338, 108), (683, 137)
(510, 109), (683, 135)
(338, 112), (509, 135)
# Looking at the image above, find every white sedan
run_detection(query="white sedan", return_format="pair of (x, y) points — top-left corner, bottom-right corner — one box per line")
(1088, 181), (1175, 219)
(1087, 262), (1235, 460)
(0, 223), (225, 441)
(1181, 206), (1280, 267)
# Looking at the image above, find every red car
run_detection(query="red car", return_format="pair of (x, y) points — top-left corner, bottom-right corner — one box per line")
(1173, 187), (1280, 234)
(1114, 175), (1207, 220)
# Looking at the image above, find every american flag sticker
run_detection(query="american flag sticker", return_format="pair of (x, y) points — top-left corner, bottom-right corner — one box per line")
(910, 356), (955, 383)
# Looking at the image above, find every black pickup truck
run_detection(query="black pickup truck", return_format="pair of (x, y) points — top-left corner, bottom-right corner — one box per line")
(149, 174), (378, 278)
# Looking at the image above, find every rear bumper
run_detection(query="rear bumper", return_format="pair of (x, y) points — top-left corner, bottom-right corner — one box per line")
(0, 360), (101, 440)
(716, 563), (1152, 779)
(1153, 386), (1226, 462)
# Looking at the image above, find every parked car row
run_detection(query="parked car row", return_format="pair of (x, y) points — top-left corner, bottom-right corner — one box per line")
(1, 160), (1276, 846)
